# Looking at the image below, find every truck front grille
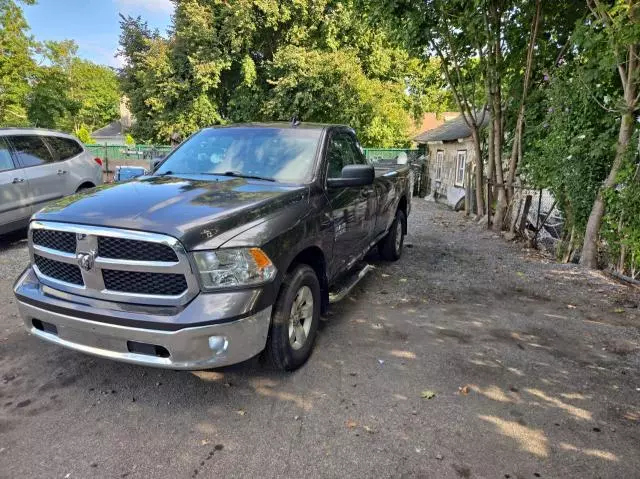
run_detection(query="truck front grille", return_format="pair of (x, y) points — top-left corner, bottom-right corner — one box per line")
(98, 237), (178, 262)
(103, 270), (188, 296)
(34, 255), (84, 285)
(32, 229), (77, 253)
(29, 222), (198, 306)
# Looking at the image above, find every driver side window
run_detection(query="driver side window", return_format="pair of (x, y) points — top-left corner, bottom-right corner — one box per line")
(327, 133), (356, 178)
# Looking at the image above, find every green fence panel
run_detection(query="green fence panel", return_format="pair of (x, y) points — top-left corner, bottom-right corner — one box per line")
(84, 144), (173, 173)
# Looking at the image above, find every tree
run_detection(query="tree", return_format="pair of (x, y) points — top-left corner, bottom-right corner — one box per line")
(26, 39), (120, 132)
(579, 0), (640, 268)
(383, 0), (489, 216)
(67, 59), (120, 131)
(27, 40), (80, 128)
(264, 47), (411, 147)
(0, 0), (36, 126)
(118, 1), (447, 145)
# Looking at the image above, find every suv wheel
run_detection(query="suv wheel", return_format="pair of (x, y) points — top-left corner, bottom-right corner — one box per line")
(378, 209), (406, 261)
(265, 264), (320, 371)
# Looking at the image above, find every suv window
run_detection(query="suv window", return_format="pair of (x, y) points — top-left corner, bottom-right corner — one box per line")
(327, 133), (357, 178)
(0, 138), (15, 172)
(10, 135), (55, 167)
(45, 136), (83, 161)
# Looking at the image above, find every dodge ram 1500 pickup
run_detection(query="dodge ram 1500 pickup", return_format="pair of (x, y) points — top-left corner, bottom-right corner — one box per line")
(14, 123), (412, 370)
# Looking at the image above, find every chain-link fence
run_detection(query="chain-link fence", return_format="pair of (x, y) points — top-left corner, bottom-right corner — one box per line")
(84, 144), (173, 182)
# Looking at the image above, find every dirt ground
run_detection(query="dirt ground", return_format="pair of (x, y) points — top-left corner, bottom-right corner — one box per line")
(1, 200), (639, 479)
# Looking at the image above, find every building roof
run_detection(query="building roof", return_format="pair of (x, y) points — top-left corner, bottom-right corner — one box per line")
(92, 120), (124, 138)
(416, 112), (460, 134)
(414, 110), (490, 143)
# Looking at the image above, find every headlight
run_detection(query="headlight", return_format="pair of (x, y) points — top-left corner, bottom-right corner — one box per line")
(192, 248), (277, 290)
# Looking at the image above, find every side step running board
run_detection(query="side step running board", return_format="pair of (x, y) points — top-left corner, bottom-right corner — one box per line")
(329, 264), (373, 304)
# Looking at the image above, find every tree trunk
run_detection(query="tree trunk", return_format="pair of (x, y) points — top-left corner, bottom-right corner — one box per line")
(471, 127), (485, 217)
(506, 0), (541, 199)
(492, 104), (507, 231)
(489, 6), (507, 232)
(580, 111), (636, 268)
(562, 225), (576, 263)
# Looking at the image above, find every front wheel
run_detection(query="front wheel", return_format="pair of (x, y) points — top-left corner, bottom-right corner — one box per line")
(265, 264), (321, 371)
(378, 209), (406, 261)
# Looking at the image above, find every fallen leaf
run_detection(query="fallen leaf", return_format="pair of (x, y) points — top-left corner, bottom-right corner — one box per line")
(363, 425), (375, 434)
(236, 409), (246, 416)
(516, 272), (525, 277)
(613, 308), (625, 313)
(567, 304), (577, 309)
(436, 454), (444, 460)
(458, 385), (470, 395)
(421, 390), (436, 399)
(345, 419), (358, 428)
(201, 440), (210, 446)
(400, 278), (407, 283)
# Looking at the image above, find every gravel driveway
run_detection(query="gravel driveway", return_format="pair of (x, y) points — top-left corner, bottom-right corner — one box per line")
(1, 200), (639, 479)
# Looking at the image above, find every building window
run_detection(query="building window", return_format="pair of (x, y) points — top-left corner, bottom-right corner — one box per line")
(435, 150), (444, 180)
(455, 150), (467, 186)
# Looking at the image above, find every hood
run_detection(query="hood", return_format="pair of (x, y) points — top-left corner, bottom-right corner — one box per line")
(33, 175), (308, 249)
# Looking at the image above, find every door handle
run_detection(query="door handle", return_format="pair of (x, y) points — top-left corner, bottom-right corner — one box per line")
(12, 177), (25, 184)
(57, 169), (67, 175)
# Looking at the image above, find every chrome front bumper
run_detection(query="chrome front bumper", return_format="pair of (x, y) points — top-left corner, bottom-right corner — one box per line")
(14, 269), (272, 370)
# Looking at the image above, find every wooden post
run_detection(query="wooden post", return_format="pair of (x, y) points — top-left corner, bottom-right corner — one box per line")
(487, 178), (492, 228)
(518, 195), (532, 235)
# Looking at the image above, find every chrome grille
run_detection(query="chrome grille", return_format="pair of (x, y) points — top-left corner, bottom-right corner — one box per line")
(103, 270), (188, 296)
(29, 221), (198, 306)
(98, 237), (178, 262)
(34, 255), (84, 285)
(32, 229), (76, 253)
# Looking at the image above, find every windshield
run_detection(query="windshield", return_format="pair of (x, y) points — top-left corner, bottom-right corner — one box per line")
(155, 127), (322, 183)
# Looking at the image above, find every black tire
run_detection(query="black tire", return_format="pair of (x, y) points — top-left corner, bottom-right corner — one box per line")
(265, 264), (321, 371)
(378, 209), (406, 261)
(75, 184), (94, 194)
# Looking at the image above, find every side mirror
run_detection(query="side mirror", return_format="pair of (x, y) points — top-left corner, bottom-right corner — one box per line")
(327, 165), (375, 188)
(151, 157), (165, 172)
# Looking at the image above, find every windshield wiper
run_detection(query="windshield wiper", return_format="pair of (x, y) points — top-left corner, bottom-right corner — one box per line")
(208, 171), (276, 182)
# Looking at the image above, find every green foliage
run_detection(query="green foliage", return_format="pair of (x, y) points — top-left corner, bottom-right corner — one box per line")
(67, 59), (120, 131)
(125, 133), (135, 146)
(0, 1), (120, 132)
(263, 47), (410, 147)
(601, 136), (640, 274)
(0, 0), (37, 126)
(76, 125), (95, 144)
(521, 65), (618, 232)
(118, 1), (451, 145)
(27, 40), (120, 131)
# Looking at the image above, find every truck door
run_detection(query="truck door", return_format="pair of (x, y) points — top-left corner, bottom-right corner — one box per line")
(325, 132), (373, 272)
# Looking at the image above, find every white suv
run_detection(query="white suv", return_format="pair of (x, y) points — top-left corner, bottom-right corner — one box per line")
(0, 128), (103, 235)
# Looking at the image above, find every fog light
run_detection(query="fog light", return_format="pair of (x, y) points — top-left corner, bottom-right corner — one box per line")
(208, 336), (228, 355)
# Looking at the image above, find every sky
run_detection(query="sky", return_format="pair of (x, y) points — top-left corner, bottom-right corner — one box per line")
(23, 0), (174, 68)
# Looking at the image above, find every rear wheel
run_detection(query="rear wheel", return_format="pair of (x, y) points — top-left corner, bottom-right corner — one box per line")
(266, 264), (320, 371)
(378, 209), (406, 261)
(75, 183), (94, 193)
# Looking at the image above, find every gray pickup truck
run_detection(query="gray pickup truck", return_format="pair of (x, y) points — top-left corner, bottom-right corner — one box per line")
(14, 123), (412, 371)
